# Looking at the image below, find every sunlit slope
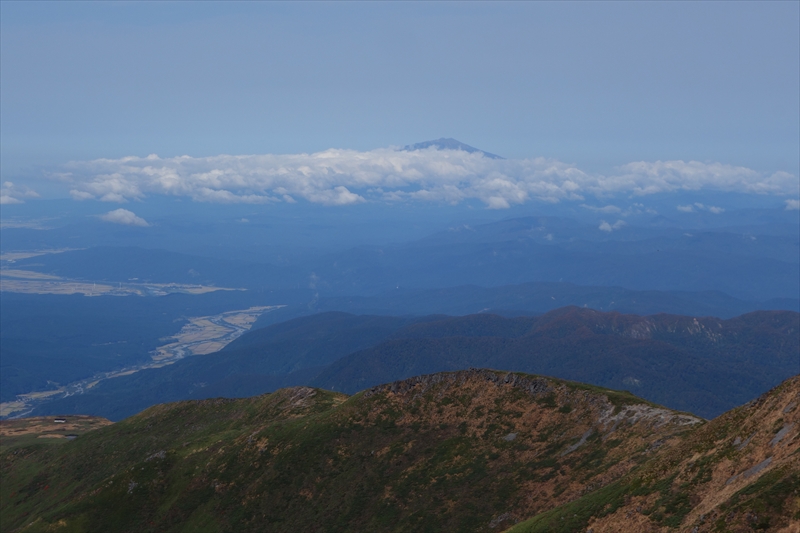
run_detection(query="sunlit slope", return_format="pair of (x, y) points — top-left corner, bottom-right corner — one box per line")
(507, 375), (800, 533)
(1, 370), (700, 533)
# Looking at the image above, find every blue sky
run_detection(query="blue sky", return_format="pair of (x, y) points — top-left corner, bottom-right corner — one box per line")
(1, 1), (798, 204)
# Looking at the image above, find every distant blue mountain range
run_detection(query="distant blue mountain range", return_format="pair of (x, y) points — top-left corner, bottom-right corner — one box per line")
(402, 137), (504, 159)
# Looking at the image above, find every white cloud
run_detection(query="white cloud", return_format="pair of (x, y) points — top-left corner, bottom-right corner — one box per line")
(57, 148), (799, 208)
(678, 203), (725, 214)
(70, 189), (95, 200)
(0, 195), (23, 205)
(612, 161), (797, 196)
(599, 219), (626, 232)
(621, 202), (657, 216)
(0, 181), (39, 204)
(786, 199), (800, 210)
(580, 204), (621, 213)
(99, 208), (150, 227)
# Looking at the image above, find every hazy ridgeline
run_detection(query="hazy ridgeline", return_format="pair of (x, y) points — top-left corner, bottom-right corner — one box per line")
(1, 194), (798, 422)
(4, 196), (799, 300)
(24, 308), (799, 421)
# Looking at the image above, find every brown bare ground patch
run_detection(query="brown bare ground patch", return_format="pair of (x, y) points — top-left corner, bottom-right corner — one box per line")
(362, 370), (701, 524)
(586, 494), (667, 533)
(222, 313), (259, 327)
(0, 415), (112, 451)
(0, 248), (80, 261)
(515, 375), (800, 533)
(0, 279), (118, 295)
(0, 269), (62, 280)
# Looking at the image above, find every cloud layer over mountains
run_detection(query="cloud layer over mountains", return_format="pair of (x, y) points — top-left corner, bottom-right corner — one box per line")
(0, 181), (40, 205)
(59, 148), (798, 208)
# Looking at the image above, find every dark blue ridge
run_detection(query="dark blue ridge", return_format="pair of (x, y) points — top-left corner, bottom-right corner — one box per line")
(402, 137), (504, 159)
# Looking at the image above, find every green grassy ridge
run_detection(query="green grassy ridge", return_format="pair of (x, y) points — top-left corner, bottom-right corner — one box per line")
(1, 370), (695, 533)
(0, 434), (66, 454)
(0, 416), (112, 454)
(1, 389), (345, 532)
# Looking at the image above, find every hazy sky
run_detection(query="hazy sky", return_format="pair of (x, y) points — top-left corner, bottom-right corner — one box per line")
(1, 1), (798, 201)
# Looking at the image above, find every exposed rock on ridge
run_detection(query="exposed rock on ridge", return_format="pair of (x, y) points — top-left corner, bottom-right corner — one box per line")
(508, 374), (800, 533)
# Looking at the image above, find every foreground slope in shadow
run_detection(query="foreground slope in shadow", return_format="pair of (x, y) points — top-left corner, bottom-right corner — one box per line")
(3, 371), (797, 533)
(2, 370), (701, 532)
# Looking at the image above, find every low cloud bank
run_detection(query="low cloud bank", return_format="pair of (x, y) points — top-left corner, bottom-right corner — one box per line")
(677, 202), (725, 214)
(99, 208), (149, 227)
(58, 148), (798, 208)
(0, 181), (39, 205)
(599, 220), (627, 232)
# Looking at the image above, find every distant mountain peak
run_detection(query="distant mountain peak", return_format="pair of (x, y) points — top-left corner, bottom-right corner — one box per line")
(402, 138), (504, 159)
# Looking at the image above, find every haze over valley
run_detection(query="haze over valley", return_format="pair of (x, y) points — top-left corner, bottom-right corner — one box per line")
(1, 2), (798, 531)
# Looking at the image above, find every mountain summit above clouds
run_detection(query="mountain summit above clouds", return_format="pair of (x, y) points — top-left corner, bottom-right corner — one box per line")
(402, 137), (504, 159)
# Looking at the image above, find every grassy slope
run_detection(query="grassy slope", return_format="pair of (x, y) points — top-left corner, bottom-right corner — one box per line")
(507, 375), (800, 533)
(0, 416), (112, 454)
(1, 370), (701, 533)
